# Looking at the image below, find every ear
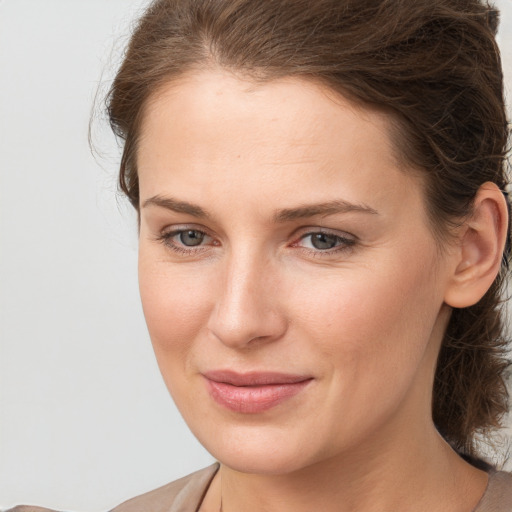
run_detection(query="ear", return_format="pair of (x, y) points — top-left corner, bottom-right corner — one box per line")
(444, 182), (509, 308)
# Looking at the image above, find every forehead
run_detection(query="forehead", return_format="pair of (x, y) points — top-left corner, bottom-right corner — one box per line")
(138, 68), (398, 165)
(136, 69), (424, 222)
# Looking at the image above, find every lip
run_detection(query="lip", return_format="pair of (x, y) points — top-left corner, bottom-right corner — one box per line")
(203, 370), (313, 413)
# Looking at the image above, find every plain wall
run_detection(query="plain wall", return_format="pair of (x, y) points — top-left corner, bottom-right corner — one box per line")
(0, 1), (511, 510)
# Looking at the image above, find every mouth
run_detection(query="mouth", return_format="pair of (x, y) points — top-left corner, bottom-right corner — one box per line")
(202, 370), (313, 413)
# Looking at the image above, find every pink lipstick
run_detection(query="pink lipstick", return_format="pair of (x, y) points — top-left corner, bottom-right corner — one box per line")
(203, 370), (313, 413)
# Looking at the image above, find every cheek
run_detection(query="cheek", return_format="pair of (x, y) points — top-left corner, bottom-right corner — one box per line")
(138, 250), (214, 362)
(289, 250), (443, 382)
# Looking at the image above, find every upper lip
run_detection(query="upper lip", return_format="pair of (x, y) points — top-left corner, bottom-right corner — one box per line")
(203, 370), (312, 387)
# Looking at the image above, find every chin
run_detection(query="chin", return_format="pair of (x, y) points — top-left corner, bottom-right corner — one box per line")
(192, 422), (325, 475)
(214, 448), (313, 476)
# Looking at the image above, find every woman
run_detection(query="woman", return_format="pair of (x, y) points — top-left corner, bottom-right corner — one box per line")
(9, 0), (512, 510)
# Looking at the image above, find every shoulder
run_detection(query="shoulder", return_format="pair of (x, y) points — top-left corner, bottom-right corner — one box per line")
(5, 508), (59, 512)
(4, 464), (219, 512)
(475, 470), (512, 512)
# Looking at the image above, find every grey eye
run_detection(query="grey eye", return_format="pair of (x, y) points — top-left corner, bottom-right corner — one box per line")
(310, 233), (339, 250)
(179, 230), (205, 246)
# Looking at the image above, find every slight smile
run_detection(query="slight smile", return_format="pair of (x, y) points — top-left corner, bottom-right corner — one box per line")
(203, 371), (314, 414)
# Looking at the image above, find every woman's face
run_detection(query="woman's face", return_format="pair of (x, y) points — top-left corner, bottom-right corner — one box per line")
(137, 70), (455, 474)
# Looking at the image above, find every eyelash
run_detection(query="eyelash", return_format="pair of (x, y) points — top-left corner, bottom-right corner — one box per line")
(292, 230), (356, 256)
(156, 227), (356, 257)
(157, 228), (215, 255)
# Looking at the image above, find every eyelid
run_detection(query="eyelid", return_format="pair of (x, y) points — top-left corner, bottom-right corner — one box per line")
(290, 227), (357, 253)
(155, 224), (357, 257)
(291, 226), (357, 242)
(157, 224), (219, 254)
(160, 223), (215, 238)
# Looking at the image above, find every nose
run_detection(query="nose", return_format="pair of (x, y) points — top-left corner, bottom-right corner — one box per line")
(207, 250), (287, 349)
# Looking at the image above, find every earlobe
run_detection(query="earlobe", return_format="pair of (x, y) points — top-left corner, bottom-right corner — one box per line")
(444, 182), (509, 309)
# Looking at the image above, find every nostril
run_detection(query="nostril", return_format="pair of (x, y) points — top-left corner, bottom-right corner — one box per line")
(207, 303), (287, 349)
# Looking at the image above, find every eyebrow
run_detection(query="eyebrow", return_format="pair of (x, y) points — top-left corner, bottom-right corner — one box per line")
(274, 200), (379, 222)
(142, 195), (378, 221)
(142, 195), (209, 218)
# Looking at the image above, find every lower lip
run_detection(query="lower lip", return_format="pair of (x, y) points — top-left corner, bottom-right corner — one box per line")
(205, 378), (312, 413)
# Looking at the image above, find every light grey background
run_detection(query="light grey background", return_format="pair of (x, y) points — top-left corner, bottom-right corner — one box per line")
(0, 1), (511, 510)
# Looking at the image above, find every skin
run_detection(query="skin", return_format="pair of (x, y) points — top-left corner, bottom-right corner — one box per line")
(136, 69), (506, 512)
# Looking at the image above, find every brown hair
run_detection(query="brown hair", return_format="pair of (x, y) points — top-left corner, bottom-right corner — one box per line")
(107, 0), (511, 457)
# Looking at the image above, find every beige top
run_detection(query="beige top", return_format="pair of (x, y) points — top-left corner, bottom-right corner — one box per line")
(7, 463), (512, 512)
